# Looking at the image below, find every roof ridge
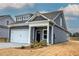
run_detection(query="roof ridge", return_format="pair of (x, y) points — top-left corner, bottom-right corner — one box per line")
(15, 13), (33, 17)
(0, 15), (11, 17)
(42, 10), (63, 14)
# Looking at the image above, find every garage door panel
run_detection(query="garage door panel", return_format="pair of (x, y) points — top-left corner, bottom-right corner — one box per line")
(11, 29), (29, 43)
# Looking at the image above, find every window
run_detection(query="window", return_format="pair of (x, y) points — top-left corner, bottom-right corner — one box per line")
(53, 34), (55, 39)
(43, 29), (47, 39)
(23, 16), (26, 20)
(7, 21), (9, 25)
(16, 17), (22, 21)
(23, 17), (26, 19)
(60, 17), (63, 26)
(23, 15), (30, 20)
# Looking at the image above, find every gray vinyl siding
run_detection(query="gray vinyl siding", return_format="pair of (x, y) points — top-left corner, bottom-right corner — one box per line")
(0, 28), (9, 38)
(33, 16), (47, 21)
(0, 16), (14, 39)
(61, 14), (67, 30)
(53, 13), (68, 43)
(0, 17), (14, 25)
(54, 15), (60, 25)
(43, 11), (60, 20)
(53, 26), (68, 43)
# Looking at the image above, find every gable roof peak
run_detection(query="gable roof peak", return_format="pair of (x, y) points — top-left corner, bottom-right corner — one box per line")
(34, 11), (41, 16)
(36, 11), (40, 13)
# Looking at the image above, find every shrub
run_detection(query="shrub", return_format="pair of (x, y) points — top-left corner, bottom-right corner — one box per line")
(31, 40), (47, 48)
(31, 40), (38, 48)
(72, 32), (79, 37)
(20, 46), (26, 49)
(40, 40), (47, 46)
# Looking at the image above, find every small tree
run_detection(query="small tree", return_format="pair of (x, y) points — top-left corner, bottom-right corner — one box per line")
(72, 32), (79, 37)
(69, 33), (73, 37)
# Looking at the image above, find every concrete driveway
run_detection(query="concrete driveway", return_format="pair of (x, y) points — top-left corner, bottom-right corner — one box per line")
(0, 43), (29, 49)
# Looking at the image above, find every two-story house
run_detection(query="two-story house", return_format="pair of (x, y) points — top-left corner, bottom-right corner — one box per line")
(7, 10), (70, 46)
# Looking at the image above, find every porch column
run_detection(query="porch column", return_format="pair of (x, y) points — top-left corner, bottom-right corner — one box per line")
(47, 25), (49, 45)
(29, 26), (31, 45)
(51, 26), (54, 44)
(32, 27), (35, 42)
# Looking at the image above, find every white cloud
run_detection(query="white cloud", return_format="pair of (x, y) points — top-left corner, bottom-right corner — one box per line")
(60, 4), (79, 16)
(59, 4), (79, 21)
(59, 4), (79, 33)
(65, 16), (78, 21)
(0, 3), (34, 9)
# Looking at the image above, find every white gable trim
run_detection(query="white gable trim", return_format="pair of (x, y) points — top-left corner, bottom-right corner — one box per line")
(53, 13), (61, 21)
(40, 14), (50, 21)
(26, 12), (61, 24)
(26, 12), (50, 23)
(26, 14), (36, 22)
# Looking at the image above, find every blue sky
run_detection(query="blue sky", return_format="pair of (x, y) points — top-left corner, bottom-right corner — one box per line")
(0, 3), (78, 33)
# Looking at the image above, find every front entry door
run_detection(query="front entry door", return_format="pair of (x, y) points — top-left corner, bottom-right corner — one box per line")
(36, 31), (41, 42)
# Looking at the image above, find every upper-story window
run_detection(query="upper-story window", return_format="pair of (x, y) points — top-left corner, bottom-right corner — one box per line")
(16, 14), (31, 22)
(7, 21), (9, 25)
(23, 16), (26, 20)
(43, 29), (47, 40)
(60, 17), (63, 27)
(23, 16), (26, 19)
(23, 15), (30, 20)
(16, 17), (22, 21)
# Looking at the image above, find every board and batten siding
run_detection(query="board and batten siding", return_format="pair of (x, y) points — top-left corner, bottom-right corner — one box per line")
(0, 16), (14, 40)
(0, 28), (9, 38)
(0, 16), (14, 25)
(53, 26), (68, 43)
(48, 25), (54, 44)
(49, 26), (52, 44)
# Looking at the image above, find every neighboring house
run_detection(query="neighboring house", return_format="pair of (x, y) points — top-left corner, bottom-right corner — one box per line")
(0, 15), (14, 41)
(8, 10), (70, 45)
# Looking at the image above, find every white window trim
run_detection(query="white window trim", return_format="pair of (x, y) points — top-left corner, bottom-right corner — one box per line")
(42, 29), (47, 40)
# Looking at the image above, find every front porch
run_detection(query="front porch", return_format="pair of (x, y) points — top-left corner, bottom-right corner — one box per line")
(31, 27), (47, 43)
(29, 23), (54, 45)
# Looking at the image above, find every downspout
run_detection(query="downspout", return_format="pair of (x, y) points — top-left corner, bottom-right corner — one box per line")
(8, 27), (11, 42)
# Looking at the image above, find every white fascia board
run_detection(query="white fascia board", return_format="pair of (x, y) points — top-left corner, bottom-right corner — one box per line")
(8, 23), (28, 27)
(29, 21), (49, 27)
(26, 12), (41, 23)
(26, 14), (36, 22)
(26, 12), (50, 23)
(53, 13), (61, 21)
(25, 12), (61, 23)
(40, 14), (50, 21)
(28, 20), (48, 23)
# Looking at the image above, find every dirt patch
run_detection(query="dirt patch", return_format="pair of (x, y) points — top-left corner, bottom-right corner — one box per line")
(0, 37), (79, 56)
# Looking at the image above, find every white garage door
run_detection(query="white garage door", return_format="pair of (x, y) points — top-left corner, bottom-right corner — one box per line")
(11, 29), (29, 43)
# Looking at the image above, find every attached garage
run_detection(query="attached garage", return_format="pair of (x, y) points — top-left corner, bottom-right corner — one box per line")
(10, 27), (29, 44)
